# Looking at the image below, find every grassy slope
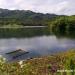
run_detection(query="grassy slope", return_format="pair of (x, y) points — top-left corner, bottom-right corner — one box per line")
(0, 49), (75, 75)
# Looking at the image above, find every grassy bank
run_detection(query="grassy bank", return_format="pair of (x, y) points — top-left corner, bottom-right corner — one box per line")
(0, 49), (75, 75)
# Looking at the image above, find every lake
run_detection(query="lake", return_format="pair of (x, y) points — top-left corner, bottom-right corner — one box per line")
(0, 27), (75, 62)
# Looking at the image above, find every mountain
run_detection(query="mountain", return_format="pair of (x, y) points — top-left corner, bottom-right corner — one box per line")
(0, 8), (57, 18)
(0, 8), (57, 26)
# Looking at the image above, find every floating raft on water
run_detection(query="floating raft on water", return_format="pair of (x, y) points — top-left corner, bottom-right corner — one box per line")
(6, 49), (29, 59)
(6, 49), (24, 54)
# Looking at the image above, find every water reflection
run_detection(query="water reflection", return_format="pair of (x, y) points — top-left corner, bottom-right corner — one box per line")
(0, 27), (75, 61)
(0, 35), (75, 61)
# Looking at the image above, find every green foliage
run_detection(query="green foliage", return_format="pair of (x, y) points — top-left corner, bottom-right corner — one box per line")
(0, 8), (75, 38)
(49, 16), (75, 35)
(0, 8), (57, 26)
(0, 49), (75, 75)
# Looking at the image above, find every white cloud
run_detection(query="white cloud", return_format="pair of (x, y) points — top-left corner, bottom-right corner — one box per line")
(55, 1), (69, 12)
(0, 0), (75, 15)
(0, 0), (5, 7)
(52, 1), (70, 14)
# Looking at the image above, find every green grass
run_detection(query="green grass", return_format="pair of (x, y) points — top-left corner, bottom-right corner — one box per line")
(0, 49), (75, 75)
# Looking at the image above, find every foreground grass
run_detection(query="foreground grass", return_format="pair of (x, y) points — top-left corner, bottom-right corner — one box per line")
(0, 49), (75, 75)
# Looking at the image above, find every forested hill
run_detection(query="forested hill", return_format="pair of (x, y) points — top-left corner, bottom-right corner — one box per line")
(0, 8), (57, 26)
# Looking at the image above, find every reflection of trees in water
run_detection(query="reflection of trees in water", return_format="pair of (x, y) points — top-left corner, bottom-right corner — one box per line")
(52, 28), (75, 38)
(0, 27), (74, 38)
(0, 28), (50, 38)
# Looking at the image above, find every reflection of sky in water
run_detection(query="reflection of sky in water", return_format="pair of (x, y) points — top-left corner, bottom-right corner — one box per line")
(0, 35), (75, 61)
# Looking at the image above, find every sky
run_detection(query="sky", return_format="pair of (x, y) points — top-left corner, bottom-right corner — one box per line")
(0, 0), (75, 15)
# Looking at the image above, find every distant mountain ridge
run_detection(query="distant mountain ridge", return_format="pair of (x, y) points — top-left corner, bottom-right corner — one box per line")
(0, 8), (59, 26)
(0, 8), (57, 18)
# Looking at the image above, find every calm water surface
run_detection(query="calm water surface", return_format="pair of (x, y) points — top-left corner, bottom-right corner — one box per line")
(0, 35), (75, 61)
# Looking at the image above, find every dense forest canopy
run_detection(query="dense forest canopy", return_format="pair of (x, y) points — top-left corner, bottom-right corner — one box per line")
(48, 16), (75, 34)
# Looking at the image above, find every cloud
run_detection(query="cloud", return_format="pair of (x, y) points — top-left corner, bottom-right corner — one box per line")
(0, 0), (75, 15)
(52, 1), (70, 14)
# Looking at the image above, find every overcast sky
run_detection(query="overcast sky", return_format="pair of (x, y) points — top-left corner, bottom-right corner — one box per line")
(0, 0), (75, 15)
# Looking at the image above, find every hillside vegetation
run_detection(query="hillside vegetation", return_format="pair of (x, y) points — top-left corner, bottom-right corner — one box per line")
(0, 8), (75, 34)
(49, 16), (75, 31)
(0, 8), (57, 26)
